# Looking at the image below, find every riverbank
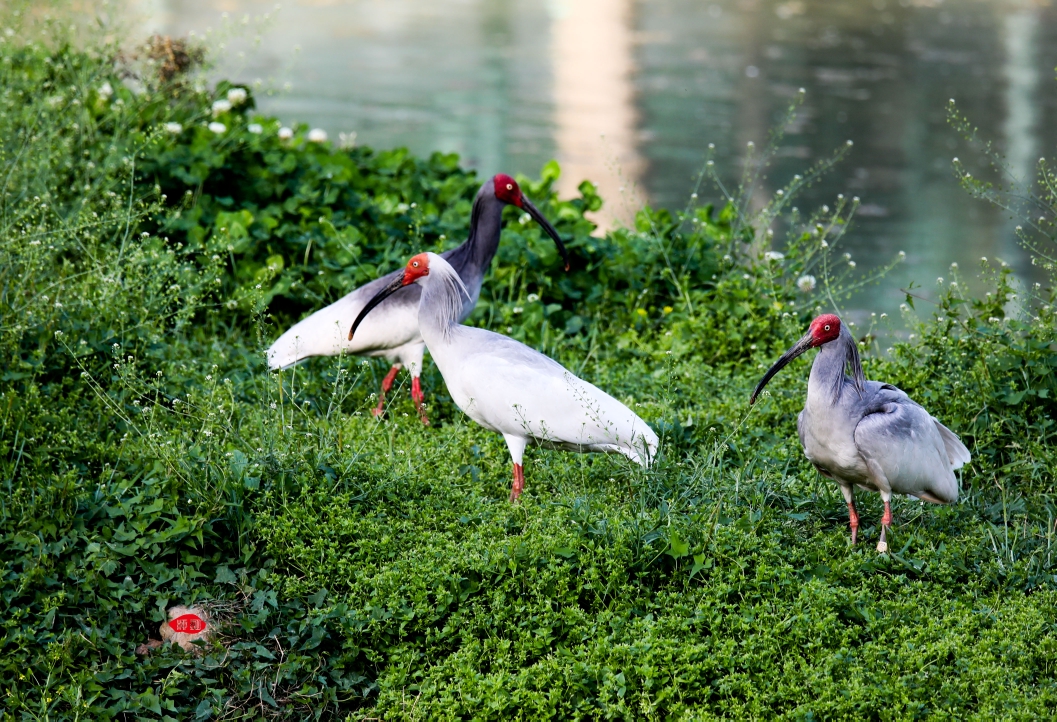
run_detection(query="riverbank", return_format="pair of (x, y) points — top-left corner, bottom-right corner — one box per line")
(2, 20), (1056, 719)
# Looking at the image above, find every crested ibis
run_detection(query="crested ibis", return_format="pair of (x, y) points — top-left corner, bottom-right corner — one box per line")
(750, 314), (971, 552)
(349, 252), (658, 501)
(267, 174), (569, 425)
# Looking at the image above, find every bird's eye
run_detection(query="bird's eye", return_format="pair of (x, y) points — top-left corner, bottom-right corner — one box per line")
(506, 183), (513, 190)
(824, 324), (831, 331)
(412, 261), (419, 268)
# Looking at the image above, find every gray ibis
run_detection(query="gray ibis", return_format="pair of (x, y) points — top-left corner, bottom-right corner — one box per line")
(750, 314), (971, 552)
(349, 252), (658, 502)
(267, 174), (569, 424)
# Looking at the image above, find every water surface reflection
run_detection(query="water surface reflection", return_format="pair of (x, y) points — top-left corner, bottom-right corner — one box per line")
(149, 0), (1054, 315)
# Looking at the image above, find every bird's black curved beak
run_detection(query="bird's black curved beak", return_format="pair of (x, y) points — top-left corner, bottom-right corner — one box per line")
(750, 333), (814, 405)
(348, 275), (406, 341)
(520, 195), (570, 271)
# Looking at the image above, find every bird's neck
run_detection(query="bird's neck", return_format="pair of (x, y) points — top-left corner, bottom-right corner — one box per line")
(808, 327), (865, 406)
(417, 263), (469, 348)
(456, 195), (505, 272)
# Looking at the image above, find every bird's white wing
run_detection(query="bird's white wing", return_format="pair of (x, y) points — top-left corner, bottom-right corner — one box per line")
(852, 394), (958, 503)
(267, 272), (422, 369)
(437, 328), (656, 460)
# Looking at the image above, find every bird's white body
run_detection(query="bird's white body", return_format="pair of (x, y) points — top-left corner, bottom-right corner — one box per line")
(430, 326), (656, 465)
(398, 253), (657, 491)
(266, 268), (475, 375)
(265, 175), (568, 425)
(267, 286), (421, 372)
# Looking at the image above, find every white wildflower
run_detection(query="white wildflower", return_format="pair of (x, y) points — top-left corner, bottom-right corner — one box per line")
(226, 87), (248, 105)
(278, 126), (293, 140)
(98, 81), (113, 100)
(212, 99), (232, 116)
(208, 122), (227, 134)
(937, 277), (944, 284)
(764, 251), (784, 262)
(847, 260), (856, 268)
(797, 274), (816, 292)
(247, 123), (263, 134)
(527, 293), (540, 303)
(307, 128), (328, 143)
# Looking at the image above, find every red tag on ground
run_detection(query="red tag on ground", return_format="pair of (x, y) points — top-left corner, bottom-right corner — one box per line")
(168, 613), (206, 634)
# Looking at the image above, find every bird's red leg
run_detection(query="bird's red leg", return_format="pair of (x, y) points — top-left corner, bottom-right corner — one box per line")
(508, 463), (525, 503)
(372, 365), (401, 417)
(410, 377), (429, 426)
(847, 501), (860, 546)
(877, 499), (892, 553)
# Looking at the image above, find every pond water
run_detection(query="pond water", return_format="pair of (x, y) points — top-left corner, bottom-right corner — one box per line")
(145, 0), (1055, 319)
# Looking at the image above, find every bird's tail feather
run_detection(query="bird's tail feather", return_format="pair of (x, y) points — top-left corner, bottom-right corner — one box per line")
(935, 420), (971, 470)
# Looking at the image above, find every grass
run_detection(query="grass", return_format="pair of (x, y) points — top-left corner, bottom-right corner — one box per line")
(2, 8), (1057, 719)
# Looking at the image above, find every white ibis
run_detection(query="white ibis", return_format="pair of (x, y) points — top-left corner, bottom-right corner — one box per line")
(266, 174), (569, 424)
(750, 314), (971, 552)
(349, 252), (658, 501)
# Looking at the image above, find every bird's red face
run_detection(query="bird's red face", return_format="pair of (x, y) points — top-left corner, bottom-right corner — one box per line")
(750, 313), (844, 404)
(402, 253), (430, 285)
(493, 173), (524, 207)
(809, 314), (841, 347)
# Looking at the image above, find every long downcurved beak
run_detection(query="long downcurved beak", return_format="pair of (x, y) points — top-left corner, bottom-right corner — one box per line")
(749, 333), (814, 405)
(348, 275), (406, 341)
(521, 195), (570, 271)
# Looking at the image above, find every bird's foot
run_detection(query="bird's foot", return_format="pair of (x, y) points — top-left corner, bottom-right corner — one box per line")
(372, 365), (402, 418)
(847, 502), (859, 546)
(411, 378), (429, 426)
(877, 500), (892, 553)
(508, 463), (525, 503)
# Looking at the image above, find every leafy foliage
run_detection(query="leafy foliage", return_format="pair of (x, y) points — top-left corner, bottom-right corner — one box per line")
(3, 17), (1057, 720)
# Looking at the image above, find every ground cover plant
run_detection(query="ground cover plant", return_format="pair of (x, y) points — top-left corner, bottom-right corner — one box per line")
(2, 8), (1057, 720)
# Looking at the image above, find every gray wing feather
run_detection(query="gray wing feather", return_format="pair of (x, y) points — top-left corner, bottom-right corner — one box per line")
(852, 391), (958, 503)
(861, 381), (970, 470)
(935, 421), (971, 469)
